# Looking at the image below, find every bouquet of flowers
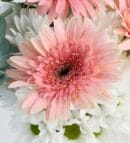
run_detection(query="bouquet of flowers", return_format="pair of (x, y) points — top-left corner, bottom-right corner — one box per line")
(1, 0), (130, 143)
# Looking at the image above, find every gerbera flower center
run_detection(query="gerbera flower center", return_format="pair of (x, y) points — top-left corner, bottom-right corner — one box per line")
(57, 65), (72, 78)
(41, 42), (89, 88)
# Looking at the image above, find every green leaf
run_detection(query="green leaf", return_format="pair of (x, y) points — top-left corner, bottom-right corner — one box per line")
(0, 8), (17, 84)
(0, 18), (6, 39)
(0, 38), (13, 68)
(1, 0), (13, 1)
(0, 64), (10, 84)
(0, 64), (11, 72)
(0, 38), (18, 55)
(0, 74), (8, 85)
(0, 38), (19, 83)
(0, 38), (10, 55)
(0, 54), (9, 68)
(0, 8), (13, 38)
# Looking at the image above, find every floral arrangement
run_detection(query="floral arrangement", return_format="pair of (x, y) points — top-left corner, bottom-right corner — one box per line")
(0, 0), (130, 143)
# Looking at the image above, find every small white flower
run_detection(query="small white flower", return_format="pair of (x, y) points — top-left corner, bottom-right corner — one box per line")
(6, 8), (51, 44)
(10, 106), (42, 143)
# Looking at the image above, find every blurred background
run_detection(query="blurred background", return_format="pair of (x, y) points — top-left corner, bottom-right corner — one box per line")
(0, 108), (16, 143)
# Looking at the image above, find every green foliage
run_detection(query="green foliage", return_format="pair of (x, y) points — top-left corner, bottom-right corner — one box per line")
(1, 0), (13, 2)
(0, 74), (8, 84)
(0, 8), (19, 85)
(0, 17), (6, 39)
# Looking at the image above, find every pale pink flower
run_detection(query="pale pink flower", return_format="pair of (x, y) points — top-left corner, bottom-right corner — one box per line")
(27, 0), (105, 19)
(108, 0), (130, 37)
(117, 0), (130, 37)
(105, 0), (130, 50)
(6, 17), (119, 121)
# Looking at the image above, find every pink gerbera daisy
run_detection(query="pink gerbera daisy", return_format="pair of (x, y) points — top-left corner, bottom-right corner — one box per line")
(6, 17), (119, 121)
(27, 0), (105, 19)
(107, 0), (130, 37)
(115, 0), (130, 37)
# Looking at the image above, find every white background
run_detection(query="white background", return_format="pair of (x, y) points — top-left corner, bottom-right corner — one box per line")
(0, 108), (16, 143)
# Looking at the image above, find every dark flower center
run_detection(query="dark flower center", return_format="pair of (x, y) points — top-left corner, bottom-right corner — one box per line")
(58, 65), (72, 78)
(42, 42), (89, 86)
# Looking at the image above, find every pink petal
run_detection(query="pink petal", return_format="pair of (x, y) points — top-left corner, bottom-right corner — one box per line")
(72, 90), (95, 109)
(54, 18), (66, 42)
(37, 5), (49, 14)
(69, 0), (86, 16)
(30, 97), (45, 113)
(27, 0), (39, 2)
(40, 26), (57, 51)
(18, 42), (39, 58)
(46, 94), (70, 121)
(56, 0), (65, 13)
(114, 28), (128, 36)
(66, 17), (83, 41)
(119, 39), (130, 50)
(8, 81), (29, 88)
(119, 0), (128, 13)
(59, 1), (69, 19)
(31, 37), (46, 56)
(9, 56), (31, 69)
(56, 0), (67, 17)
(43, 27), (57, 47)
(6, 69), (27, 80)
(22, 91), (39, 109)
(81, 0), (97, 19)
(48, 0), (57, 20)
(38, 0), (52, 5)
(7, 60), (26, 71)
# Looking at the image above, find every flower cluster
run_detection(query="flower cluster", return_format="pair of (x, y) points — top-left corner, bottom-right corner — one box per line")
(0, 0), (130, 143)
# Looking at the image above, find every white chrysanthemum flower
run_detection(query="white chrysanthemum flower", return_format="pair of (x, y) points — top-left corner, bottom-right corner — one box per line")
(15, 86), (33, 103)
(98, 129), (130, 143)
(95, 58), (130, 143)
(6, 8), (51, 44)
(9, 106), (43, 143)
